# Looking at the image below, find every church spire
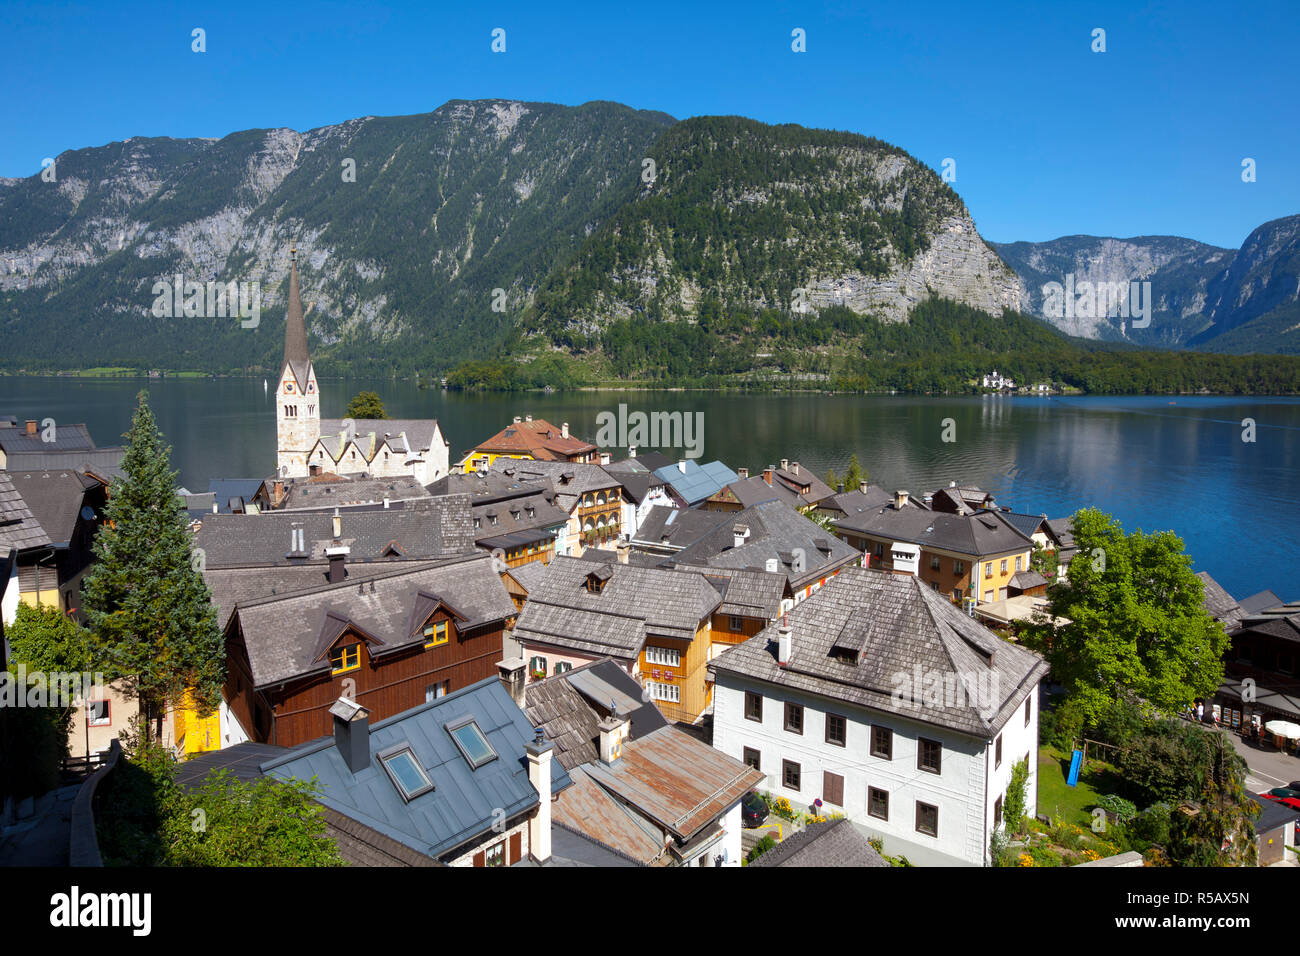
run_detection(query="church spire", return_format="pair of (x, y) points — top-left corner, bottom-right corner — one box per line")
(283, 244), (310, 380)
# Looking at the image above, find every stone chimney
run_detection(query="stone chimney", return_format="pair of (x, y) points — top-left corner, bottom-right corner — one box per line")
(286, 524), (307, 559)
(733, 524), (750, 550)
(330, 696), (371, 774)
(737, 466), (749, 480)
(497, 657), (527, 709)
(598, 713), (629, 764)
(894, 490), (910, 510)
(628, 445), (637, 458)
(331, 508), (342, 540)
(859, 480), (869, 494)
(616, 542), (630, 565)
(561, 422), (569, 439)
(309, 463), (321, 477)
(777, 619), (793, 667)
(780, 458), (789, 472)
(525, 729), (554, 863)
(513, 416), (522, 424)
(762, 466), (774, 486)
(24, 420), (37, 436)
(326, 545), (350, 583)
(791, 461), (800, 476)
(600, 451), (611, 466)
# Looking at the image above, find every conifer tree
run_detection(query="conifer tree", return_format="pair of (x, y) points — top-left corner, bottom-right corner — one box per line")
(80, 392), (223, 741)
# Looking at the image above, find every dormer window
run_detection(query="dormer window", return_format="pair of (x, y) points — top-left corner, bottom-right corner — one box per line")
(423, 620), (449, 647)
(330, 643), (361, 674)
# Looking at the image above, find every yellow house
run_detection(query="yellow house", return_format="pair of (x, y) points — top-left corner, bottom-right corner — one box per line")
(457, 417), (597, 472)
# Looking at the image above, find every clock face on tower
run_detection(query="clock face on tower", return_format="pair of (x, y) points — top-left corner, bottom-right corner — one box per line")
(307, 382), (315, 393)
(285, 381), (295, 393)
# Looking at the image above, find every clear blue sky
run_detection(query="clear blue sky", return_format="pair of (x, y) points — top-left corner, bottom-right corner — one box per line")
(2, 0), (1296, 248)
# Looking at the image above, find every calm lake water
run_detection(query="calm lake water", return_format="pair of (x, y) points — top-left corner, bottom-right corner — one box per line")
(2, 375), (1297, 601)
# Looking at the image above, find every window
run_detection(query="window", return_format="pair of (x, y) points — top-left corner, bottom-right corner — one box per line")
(825, 713), (847, 747)
(529, 655), (547, 676)
(953, 559), (966, 574)
(952, 589), (962, 602)
(929, 555), (941, 571)
(918, 737), (942, 774)
(995, 733), (1003, 768)
(650, 681), (680, 703)
(485, 841), (505, 867)
(1000, 559), (1008, 574)
(645, 645), (681, 667)
(86, 700), (110, 727)
(1015, 556), (1023, 572)
(447, 718), (498, 769)
(380, 747), (434, 801)
(743, 747), (761, 771)
(916, 801), (939, 837)
(984, 562), (993, 579)
(1024, 696), (1032, 727)
(874, 542), (884, 558)
(330, 643), (361, 674)
(823, 771), (845, 806)
(554, 661), (572, 675)
(729, 615), (744, 632)
(983, 590), (993, 602)
(784, 702), (804, 735)
(425, 681), (448, 702)
(994, 795), (1003, 828)
(868, 786), (889, 820)
(782, 760), (801, 791)
(422, 620), (449, 647)
(871, 725), (893, 760)
(744, 691), (763, 722)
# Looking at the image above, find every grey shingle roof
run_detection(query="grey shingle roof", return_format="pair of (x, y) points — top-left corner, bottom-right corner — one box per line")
(196, 496), (476, 568)
(261, 677), (571, 862)
(820, 486), (896, 517)
(0, 421), (96, 454)
(749, 818), (888, 867)
(427, 470), (550, 502)
(631, 505), (730, 550)
(715, 476), (801, 509)
(488, 459), (619, 513)
(1196, 571), (1243, 628)
(230, 555), (516, 687)
(708, 568), (1049, 739)
(3, 470), (94, 547)
(834, 504), (1033, 558)
(670, 499), (859, 591)
(691, 566), (788, 620)
(0, 473), (52, 552)
(472, 492), (568, 544)
(1009, 570), (1048, 591)
(319, 418), (446, 458)
(174, 741), (287, 790)
(772, 464), (835, 507)
(1239, 589), (1284, 615)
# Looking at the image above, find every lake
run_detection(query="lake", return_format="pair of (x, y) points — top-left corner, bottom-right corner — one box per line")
(2, 375), (1296, 601)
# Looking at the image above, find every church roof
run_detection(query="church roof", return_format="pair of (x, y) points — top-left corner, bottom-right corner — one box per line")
(283, 248), (311, 387)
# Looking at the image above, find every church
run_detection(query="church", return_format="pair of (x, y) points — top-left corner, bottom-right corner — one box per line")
(274, 249), (450, 485)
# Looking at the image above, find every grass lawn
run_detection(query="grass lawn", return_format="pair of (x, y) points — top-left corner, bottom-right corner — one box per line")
(1036, 745), (1125, 828)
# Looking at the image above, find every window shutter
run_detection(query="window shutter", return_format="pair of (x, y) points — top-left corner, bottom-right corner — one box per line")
(510, 832), (522, 864)
(823, 771), (844, 807)
(473, 850), (486, 867)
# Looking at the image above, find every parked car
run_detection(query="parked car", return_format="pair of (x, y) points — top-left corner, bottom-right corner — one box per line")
(1260, 791), (1300, 811)
(1268, 787), (1300, 799)
(741, 790), (769, 828)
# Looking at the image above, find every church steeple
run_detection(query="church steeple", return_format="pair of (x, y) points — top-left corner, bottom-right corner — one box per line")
(283, 244), (311, 385)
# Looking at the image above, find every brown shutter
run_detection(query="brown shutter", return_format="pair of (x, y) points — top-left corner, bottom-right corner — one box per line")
(823, 771), (844, 807)
(509, 831), (522, 864)
(473, 850), (486, 867)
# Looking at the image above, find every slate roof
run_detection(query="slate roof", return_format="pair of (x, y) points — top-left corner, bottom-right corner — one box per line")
(631, 505), (731, 551)
(0, 472), (52, 552)
(3, 470), (96, 546)
(207, 478), (264, 514)
(488, 459), (619, 513)
(602, 458), (666, 505)
(652, 459), (740, 506)
(927, 484), (997, 515)
(0, 421), (96, 455)
(469, 418), (596, 460)
(748, 818), (888, 867)
(1196, 571), (1243, 629)
(261, 677), (572, 862)
(630, 452), (674, 472)
(229, 555), (515, 687)
(708, 568), (1049, 739)
(512, 556), (721, 659)
(1239, 589), (1285, 616)
(196, 496), (476, 568)
(834, 503), (1033, 558)
(270, 472), (434, 510)
(174, 741), (287, 790)
(711, 476), (801, 510)
(817, 485), (896, 518)
(999, 511), (1051, 541)
(670, 498), (860, 590)
(771, 463), (835, 507)
(504, 560), (549, 595)
(472, 492), (569, 545)
(427, 470), (551, 503)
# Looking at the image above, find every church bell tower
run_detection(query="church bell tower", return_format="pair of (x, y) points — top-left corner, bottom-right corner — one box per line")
(275, 245), (320, 478)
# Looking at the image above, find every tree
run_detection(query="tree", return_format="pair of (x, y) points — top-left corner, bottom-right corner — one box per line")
(80, 391), (224, 741)
(1020, 508), (1228, 726)
(1003, 758), (1030, 837)
(844, 454), (866, 490)
(5, 604), (98, 674)
(345, 390), (387, 418)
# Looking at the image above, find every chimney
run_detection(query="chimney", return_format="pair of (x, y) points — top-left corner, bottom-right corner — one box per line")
(513, 416), (522, 424)
(780, 458), (789, 472)
(732, 524), (750, 550)
(331, 508), (341, 540)
(737, 466), (749, 480)
(616, 542), (630, 565)
(678, 459), (687, 474)
(526, 728), (554, 863)
(24, 420), (37, 436)
(762, 466), (774, 486)
(836, 482), (844, 494)
(212, 501), (219, 514)
(309, 463), (321, 477)
(383, 496), (390, 509)
(330, 696), (371, 774)
(287, 524), (307, 558)
(525, 415), (533, 423)
(777, 619), (793, 667)
(859, 480), (869, 494)
(792, 461), (800, 475)
(598, 714), (629, 764)
(561, 422), (569, 439)
(600, 452), (611, 466)
(765, 557), (779, 573)
(894, 490), (910, 510)
(326, 545), (349, 583)
(273, 479), (285, 505)
(497, 657), (527, 709)
(628, 445), (637, 458)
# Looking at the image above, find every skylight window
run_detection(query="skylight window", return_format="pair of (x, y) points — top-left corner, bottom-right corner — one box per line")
(447, 718), (497, 769)
(379, 746), (434, 801)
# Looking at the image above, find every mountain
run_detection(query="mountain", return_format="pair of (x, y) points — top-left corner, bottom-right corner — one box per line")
(0, 100), (676, 375)
(992, 214), (1300, 352)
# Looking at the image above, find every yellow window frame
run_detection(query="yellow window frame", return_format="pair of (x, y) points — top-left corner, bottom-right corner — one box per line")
(331, 643), (361, 674)
(423, 620), (449, 648)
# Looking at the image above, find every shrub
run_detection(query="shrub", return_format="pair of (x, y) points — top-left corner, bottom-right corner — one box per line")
(746, 835), (777, 864)
(1097, 793), (1138, 825)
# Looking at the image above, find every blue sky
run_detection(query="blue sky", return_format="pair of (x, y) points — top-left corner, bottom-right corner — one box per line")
(2, 0), (1295, 247)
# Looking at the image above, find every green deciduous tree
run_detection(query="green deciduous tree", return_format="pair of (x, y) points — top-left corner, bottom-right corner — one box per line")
(80, 391), (224, 741)
(1003, 758), (1030, 837)
(1020, 508), (1228, 725)
(5, 603), (98, 675)
(345, 391), (387, 419)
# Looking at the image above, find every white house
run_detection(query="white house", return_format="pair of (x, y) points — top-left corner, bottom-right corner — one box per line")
(707, 567), (1048, 866)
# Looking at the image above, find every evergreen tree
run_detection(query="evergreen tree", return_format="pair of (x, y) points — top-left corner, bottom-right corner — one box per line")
(844, 454), (865, 489)
(80, 391), (224, 741)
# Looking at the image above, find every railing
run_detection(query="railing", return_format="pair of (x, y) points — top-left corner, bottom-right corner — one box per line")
(69, 738), (122, 867)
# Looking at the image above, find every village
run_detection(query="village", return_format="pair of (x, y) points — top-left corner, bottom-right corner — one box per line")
(0, 255), (1294, 869)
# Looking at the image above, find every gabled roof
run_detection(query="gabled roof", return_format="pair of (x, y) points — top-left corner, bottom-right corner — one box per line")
(771, 463), (835, 506)
(1009, 570), (1049, 591)
(0, 420), (96, 455)
(2, 470), (96, 547)
(1196, 571), (1243, 629)
(319, 419), (446, 458)
(631, 505), (731, 551)
(469, 419), (596, 460)
(709, 568), (1049, 739)
(748, 818), (887, 867)
(488, 459), (619, 512)
(670, 499), (859, 590)
(712, 476), (801, 510)
(1239, 589), (1285, 616)
(834, 503), (1033, 559)
(229, 555), (516, 687)
(691, 566), (788, 620)
(999, 511), (1052, 541)
(651, 459), (740, 506)
(471, 492), (568, 544)
(261, 677), (572, 862)
(0, 473), (52, 552)
(265, 472), (435, 510)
